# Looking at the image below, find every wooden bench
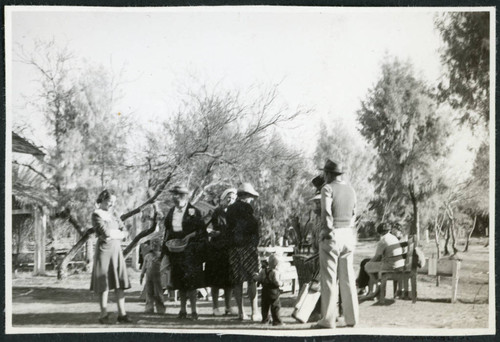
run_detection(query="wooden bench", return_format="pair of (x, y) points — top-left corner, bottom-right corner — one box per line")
(379, 236), (417, 304)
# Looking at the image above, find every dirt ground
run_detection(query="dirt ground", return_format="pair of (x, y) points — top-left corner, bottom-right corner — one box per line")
(9, 237), (491, 332)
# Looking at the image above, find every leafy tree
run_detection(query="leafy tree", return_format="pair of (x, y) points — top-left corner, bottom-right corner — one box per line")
(435, 12), (490, 127)
(357, 57), (451, 241)
(15, 40), (146, 277)
(435, 12), (490, 249)
(122, 84), (309, 248)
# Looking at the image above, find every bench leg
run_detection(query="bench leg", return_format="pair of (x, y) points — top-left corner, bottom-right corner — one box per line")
(410, 274), (417, 303)
(379, 275), (387, 304)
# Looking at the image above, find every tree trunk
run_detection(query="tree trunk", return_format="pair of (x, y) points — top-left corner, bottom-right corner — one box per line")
(123, 212), (157, 258)
(443, 225), (450, 256)
(411, 196), (420, 243)
(433, 219), (441, 286)
(449, 219), (458, 256)
(57, 228), (94, 279)
(463, 215), (477, 252)
(52, 209), (85, 237)
(433, 217), (441, 258)
(120, 171), (175, 221)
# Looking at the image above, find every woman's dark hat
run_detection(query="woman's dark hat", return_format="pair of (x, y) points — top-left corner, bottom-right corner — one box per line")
(311, 175), (325, 191)
(320, 159), (344, 175)
(169, 184), (190, 194)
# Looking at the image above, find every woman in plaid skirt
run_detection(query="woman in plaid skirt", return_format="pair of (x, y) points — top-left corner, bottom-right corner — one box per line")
(226, 183), (260, 321)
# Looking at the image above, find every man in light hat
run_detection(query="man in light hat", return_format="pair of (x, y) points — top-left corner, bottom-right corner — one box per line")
(314, 159), (358, 329)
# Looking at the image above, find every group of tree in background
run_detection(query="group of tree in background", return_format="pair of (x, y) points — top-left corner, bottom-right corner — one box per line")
(12, 12), (490, 278)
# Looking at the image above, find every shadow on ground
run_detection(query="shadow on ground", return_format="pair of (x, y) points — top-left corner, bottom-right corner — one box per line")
(12, 312), (310, 330)
(13, 287), (97, 304)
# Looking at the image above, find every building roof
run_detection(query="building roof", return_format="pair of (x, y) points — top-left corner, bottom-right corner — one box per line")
(12, 132), (45, 156)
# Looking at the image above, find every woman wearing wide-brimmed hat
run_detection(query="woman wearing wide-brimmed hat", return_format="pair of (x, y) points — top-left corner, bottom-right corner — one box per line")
(161, 184), (206, 320)
(205, 188), (238, 316)
(226, 183), (261, 321)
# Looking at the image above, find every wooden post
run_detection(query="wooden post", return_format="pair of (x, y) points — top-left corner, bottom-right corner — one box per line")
(33, 206), (46, 276)
(451, 260), (461, 303)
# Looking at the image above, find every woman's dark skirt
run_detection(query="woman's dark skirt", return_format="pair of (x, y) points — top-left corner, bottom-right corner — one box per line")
(168, 241), (205, 291)
(205, 242), (232, 288)
(228, 244), (259, 285)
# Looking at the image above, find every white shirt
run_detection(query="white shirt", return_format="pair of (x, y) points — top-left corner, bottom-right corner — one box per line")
(172, 205), (187, 232)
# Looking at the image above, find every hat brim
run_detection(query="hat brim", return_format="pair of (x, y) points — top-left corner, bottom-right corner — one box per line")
(169, 189), (190, 194)
(319, 168), (344, 174)
(238, 190), (259, 198)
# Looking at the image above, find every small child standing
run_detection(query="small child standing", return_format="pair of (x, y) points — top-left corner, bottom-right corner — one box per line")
(254, 254), (283, 326)
(140, 239), (165, 314)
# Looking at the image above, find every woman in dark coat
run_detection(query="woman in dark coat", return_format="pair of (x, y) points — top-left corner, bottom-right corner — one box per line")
(226, 183), (261, 321)
(161, 184), (206, 320)
(205, 188), (237, 316)
(90, 189), (132, 324)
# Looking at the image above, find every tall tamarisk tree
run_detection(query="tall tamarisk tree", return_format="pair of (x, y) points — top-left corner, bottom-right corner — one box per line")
(435, 12), (490, 245)
(435, 12), (490, 127)
(357, 57), (451, 241)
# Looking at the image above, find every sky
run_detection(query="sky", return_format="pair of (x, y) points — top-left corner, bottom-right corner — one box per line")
(8, 6), (448, 157)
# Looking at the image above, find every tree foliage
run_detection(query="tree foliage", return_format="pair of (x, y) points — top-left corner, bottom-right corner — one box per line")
(128, 85), (311, 245)
(357, 57), (451, 239)
(16, 40), (142, 243)
(313, 121), (376, 226)
(435, 12), (490, 127)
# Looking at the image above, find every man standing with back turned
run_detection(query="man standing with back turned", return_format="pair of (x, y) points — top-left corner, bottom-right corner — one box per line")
(314, 159), (358, 329)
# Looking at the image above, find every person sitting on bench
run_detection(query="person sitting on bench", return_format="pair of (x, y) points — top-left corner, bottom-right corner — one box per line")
(362, 222), (404, 298)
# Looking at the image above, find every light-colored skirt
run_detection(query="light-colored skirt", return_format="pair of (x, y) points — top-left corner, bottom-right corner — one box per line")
(90, 239), (131, 293)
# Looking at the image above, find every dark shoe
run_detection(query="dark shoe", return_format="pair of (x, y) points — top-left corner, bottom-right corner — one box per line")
(117, 315), (133, 324)
(98, 314), (111, 325)
(237, 313), (249, 321)
(191, 312), (199, 321)
(311, 323), (331, 329)
(177, 311), (188, 319)
(272, 321), (284, 326)
(261, 318), (270, 324)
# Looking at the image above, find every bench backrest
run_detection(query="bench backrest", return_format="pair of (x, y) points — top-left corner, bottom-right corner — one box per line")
(383, 236), (416, 272)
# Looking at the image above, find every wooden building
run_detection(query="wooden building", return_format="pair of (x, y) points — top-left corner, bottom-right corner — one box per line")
(12, 132), (56, 275)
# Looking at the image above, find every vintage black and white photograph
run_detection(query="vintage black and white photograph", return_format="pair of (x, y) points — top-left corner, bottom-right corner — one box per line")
(4, 5), (495, 335)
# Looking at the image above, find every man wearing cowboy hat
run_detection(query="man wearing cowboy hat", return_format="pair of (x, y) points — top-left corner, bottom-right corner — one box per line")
(314, 159), (358, 329)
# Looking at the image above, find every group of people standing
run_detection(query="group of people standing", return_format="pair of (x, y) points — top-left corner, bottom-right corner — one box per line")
(88, 158), (362, 329)
(160, 183), (262, 321)
(89, 182), (265, 324)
